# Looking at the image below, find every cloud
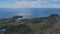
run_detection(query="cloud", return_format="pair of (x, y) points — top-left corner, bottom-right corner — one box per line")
(52, 0), (60, 2)
(15, 1), (40, 6)
(0, 0), (60, 8)
(0, 1), (41, 8)
(0, 0), (49, 8)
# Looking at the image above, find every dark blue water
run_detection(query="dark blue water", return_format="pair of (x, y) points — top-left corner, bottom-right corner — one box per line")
(0, 8), (60, 18)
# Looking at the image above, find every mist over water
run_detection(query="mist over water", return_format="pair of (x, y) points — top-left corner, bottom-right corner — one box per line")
(0, 8), (60, 18)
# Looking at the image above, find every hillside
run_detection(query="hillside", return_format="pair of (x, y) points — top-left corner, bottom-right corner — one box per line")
(0, 14), (60, 34)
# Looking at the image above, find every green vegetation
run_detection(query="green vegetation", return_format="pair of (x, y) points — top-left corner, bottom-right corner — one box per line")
(4, 24), (32, 34)
(0, 14), (60, 34)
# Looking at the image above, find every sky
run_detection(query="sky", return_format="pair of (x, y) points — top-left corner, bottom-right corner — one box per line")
(0, 0), (60, 8)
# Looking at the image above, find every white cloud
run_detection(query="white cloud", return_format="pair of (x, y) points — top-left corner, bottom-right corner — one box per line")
(0, 0), (49, 8)
(52, 0), (60, 2)
(0, 0), (60, 8)
(15, 1), (40, 6)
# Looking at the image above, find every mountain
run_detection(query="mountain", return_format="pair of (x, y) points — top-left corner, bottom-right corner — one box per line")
(0, 14), (59, 34)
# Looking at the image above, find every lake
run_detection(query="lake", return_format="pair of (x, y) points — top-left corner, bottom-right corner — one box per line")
(0, 29), (6, 34)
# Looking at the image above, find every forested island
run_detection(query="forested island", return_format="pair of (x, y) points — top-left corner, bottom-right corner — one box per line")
(0, 14), (60, 34)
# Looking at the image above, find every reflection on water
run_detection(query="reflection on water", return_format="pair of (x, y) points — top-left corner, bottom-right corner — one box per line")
(0, 29), (6, 34)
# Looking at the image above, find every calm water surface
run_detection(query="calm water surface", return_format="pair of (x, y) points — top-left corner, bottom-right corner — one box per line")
(0, 29), (6, 34)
